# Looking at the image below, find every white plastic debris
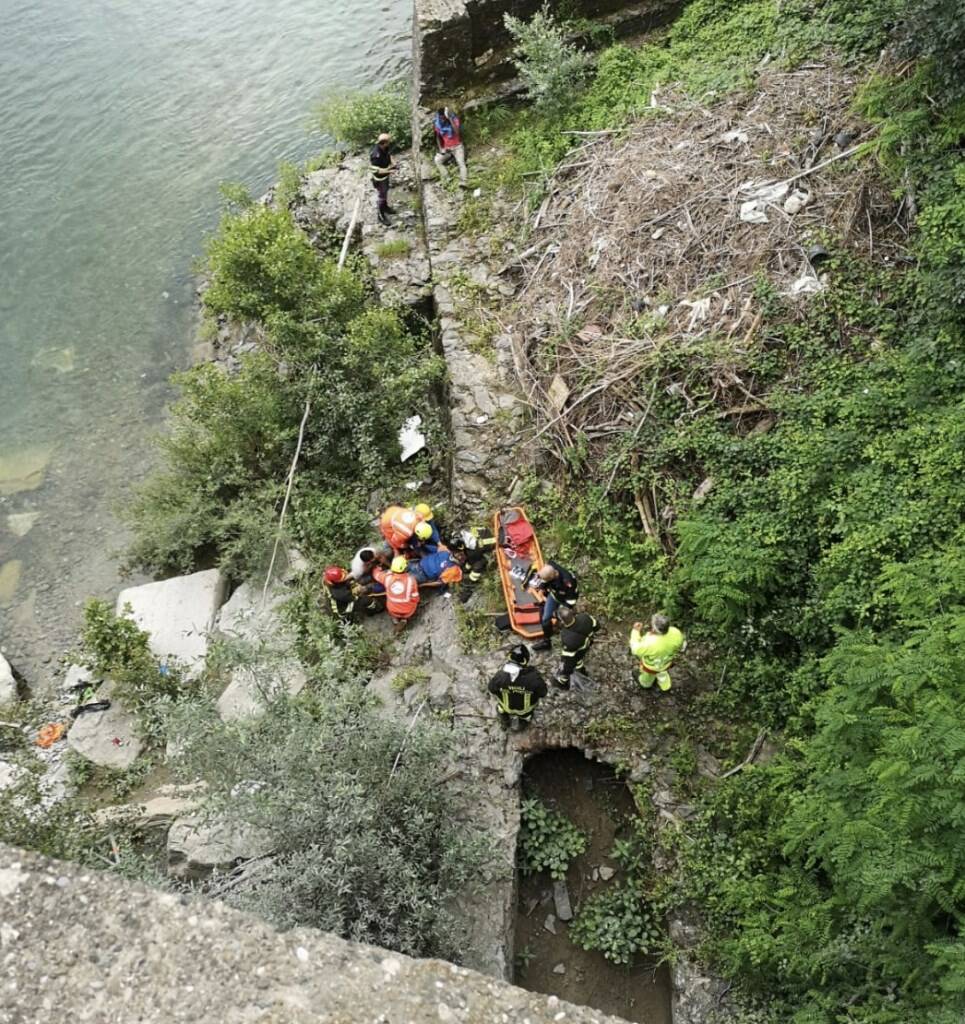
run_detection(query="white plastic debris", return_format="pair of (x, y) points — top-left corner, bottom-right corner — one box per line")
(740, 200), (769, 224)
(680, 297), (712, 330)
(398, 415), (426, 462)
(721, 129), (749, 144)
(473, 188), (482, 198)
(475, 415), (489, 424)
(783, 189), (811, 215)
(404, 480), (424, 491)
(787, 275), (825, 296)
(651, 227), (665, 240)
(741, 180), (790, 204)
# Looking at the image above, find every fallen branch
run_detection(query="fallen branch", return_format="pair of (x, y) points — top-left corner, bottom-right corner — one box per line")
(719, 730), (768, 779)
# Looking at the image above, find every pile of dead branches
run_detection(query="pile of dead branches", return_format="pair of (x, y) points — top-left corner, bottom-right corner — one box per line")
(499, 64), (911, 468)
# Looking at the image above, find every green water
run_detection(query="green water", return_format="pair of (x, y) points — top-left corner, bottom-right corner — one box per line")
(0, 0), (410, 678)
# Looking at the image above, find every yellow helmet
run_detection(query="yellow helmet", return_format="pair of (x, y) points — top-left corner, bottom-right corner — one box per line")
(414, 521), (433, 541)
(415, 502), (433, 520)
(390, 556), (408, 574)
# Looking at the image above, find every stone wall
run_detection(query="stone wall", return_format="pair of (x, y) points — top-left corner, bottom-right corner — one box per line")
(413, 0), (682, 105)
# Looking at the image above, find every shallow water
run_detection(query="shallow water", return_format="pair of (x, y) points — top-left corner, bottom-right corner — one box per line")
(0, 0), (411, 681)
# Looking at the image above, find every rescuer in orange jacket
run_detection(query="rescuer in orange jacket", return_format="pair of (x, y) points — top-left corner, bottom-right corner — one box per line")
(372, 556), (421, 629)
(380, 505), (424, 553)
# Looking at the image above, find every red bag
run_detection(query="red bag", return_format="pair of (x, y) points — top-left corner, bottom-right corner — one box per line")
(504, 517), (534, 557)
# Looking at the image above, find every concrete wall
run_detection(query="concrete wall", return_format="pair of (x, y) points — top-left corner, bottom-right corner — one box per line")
(0, 843), (634, 1024)
(413, 0), (683, 106)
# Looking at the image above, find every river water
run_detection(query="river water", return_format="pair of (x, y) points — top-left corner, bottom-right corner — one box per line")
(0, 0), (411, 682)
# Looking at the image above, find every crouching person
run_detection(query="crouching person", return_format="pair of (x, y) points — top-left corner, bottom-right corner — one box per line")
(409, 548), (463, 594)
(488, 644), (547, 731)
(323, 566), (363, 624)
(372, 556), (420, 631)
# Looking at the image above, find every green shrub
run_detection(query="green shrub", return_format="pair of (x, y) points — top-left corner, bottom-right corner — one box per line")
(504, 5), (591, 111)
(164, 667), (489, 962)
(518, 797), (588, 879)
(314, 81), (411, 149)
(77, 599), (186, 737)
(125, 204), (444, 578)
(570, 881), (664, 964)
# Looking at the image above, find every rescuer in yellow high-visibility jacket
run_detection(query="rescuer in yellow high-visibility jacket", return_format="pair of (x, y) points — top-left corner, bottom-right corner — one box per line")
(629, 614), (686, 692)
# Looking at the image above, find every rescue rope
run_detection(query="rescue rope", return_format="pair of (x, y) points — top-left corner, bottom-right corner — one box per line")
(260, 189), (364, 608)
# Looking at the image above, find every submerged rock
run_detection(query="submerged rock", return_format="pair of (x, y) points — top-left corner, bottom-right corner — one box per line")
(0, 446), (52, 496)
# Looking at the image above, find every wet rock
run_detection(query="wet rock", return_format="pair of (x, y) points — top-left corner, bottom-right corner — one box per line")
(0, 654), (16, 704)
(116, 569), (227, 676)
(67, 687), (143, 770)
(552, 879), (573, 921)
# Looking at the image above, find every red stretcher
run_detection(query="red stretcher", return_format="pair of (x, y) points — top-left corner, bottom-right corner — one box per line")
(493, 506), (546, 640)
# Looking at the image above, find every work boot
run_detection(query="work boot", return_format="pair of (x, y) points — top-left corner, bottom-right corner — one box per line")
(532, 638), (552, 652)
(554, 675), (570, 690)
(378, 207), (391, 226)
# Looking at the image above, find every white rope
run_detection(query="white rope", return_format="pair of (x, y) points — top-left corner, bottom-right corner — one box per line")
(260, 191), (363, 606)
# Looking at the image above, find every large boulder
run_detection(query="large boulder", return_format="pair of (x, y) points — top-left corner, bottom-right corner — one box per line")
(116, 569), (227, 676)
(67, 687), (143, 770)
(215, 579), (307, 722)
(217, 662), (307, 722)
(0, 653), (16, 704)
(167, 814), (273, 880)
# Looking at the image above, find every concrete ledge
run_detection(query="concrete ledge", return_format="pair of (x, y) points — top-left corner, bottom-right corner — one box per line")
(0, 843), (632, 1024)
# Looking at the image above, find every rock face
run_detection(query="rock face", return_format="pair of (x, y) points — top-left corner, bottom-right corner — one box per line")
(214, 580), (307, 721)
(167, 814), (274, 880)
(298, 158), (433, 311)
(1, 843), (634, 1024)
(368, 596), (523, 978)
(116, 569), (227, 676)
(0, 653), (16, 704)
(66, 686), (144, 771)
(413, 0), (682, 105)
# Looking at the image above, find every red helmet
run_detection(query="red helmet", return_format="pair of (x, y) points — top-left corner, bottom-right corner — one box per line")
(324, 566), (347, 585)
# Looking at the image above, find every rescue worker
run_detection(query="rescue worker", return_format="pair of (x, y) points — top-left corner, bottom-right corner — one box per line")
(414, 502), (442, 545)
(433, 107), (468, 186)
(372, 555), (420, 630)
(407, 520), (439, 560)
(487, 644), (547, 730)
(555, 605), (599, 689)
(526, 560), (580, 651)
(370, 132), (398, 225)
(323, 566), (361, 624)
(380, 505), (424, 553)
(449, 525), (496, 602)
(630, 614), (686, 692)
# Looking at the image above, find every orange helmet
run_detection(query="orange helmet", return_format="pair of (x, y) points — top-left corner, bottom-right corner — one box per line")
(324, 566), (348, 585)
